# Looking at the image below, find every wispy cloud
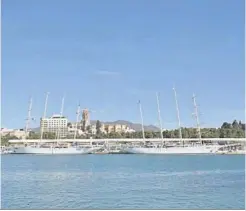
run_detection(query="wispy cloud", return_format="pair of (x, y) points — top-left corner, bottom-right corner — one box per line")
(94, 70), (121, 76)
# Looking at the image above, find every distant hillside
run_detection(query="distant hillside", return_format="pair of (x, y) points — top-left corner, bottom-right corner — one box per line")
(91, 120), (160, 132)
(31, 120), (160, 132)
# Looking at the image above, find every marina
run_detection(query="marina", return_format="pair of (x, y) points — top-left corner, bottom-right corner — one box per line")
(4, 138), (246, 155)
(4, 89), (244, 155)
(2, 0), (245, 209)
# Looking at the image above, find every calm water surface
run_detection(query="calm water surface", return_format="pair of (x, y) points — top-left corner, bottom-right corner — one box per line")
(1, 154), (245, 209)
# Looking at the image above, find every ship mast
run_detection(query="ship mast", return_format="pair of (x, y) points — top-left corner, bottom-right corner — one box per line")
(156, 92), (164, 145)
(173, 86), (183, 146)
(60, 94), (65, 116)
(56, 94), (65, 140)
(138, 100), (145, 141)
(40, 92), (49, 141)
(25, 97), (33, 139)
(192, 93), (202, 144)
(74, 103), (81, 140)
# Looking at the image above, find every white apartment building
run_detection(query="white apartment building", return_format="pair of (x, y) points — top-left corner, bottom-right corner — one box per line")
(40, 114), (68, 138)
(67, 122), (84, 137)
(104, 124), (135, 134)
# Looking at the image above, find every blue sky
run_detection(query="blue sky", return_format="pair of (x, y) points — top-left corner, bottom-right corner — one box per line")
(2, 0), (244, 129)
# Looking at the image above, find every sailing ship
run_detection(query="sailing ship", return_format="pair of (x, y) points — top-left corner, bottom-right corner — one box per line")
(123, 88), (220, 154)
(11, 144), (97, 154)
(10, 93), (100, 154)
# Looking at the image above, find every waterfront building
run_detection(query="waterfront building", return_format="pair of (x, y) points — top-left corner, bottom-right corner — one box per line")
(0, 128), (26, 139)
(103, 124), (135, 134)
(114, 124), (122, 133)
(124, 127), (135, 133)
(67, 127), (84, 136)
(104, 124), (115, 133)
(100, 124), (106, 133)
(68, 122), (83, 130)
(40, 114), (68, 137)
(91, 124), (97, 134)
(89, 124), (106, 134)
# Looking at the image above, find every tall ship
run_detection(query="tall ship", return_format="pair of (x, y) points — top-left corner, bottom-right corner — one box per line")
(123, 143), (220, 154)
(123, 89), (220, 154)
(11, 144), (99, 154)
(10, 93), (101, 155)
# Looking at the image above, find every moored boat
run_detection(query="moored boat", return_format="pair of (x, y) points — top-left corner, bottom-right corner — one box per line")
(10, 144), (101, 154)
(122, 144), (220, 154)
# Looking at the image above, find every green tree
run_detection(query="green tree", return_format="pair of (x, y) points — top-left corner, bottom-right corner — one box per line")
(108, 132), (118, 138)
(36, 119), (245, 140)
(219, 128), (226, 138)
(81, 120), (86, 131)
(43, 132), (56, 139)
(145, 131), (154, 138)
(162, 130), (170, 138)
(182, 128), (189, 138)
(1, 134), (19, 146)
(86, 125), (92, 134)
(232, 120), (239, 129)
(221, 122), (232, 129)
(96, 120), (102, 135)
(28, 131), (40, 139)
(235, 129), (244, 138)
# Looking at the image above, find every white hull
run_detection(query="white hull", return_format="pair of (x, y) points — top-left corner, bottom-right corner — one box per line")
(123, 145), (220, 154)
(10, 146), (100, 154)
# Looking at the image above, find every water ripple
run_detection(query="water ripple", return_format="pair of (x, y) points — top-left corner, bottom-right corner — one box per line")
(1, 154), (245, 209)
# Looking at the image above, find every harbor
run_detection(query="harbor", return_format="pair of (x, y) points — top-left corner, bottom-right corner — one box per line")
(2, 0), (245, 209)
(1, 88), (245, 155)
(2, 90), (245, 155)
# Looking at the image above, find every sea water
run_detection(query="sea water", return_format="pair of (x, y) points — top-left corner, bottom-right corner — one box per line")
(1, 154), (245, 209)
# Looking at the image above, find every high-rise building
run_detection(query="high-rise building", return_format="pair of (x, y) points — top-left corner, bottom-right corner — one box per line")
(40, 114), (68, 138)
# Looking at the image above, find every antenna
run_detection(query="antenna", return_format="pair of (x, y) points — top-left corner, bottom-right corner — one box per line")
(40, 92), (50, 141)
(74, 103), (81, 140)
(192, 93), (202, 143)
(25, 97), (33, 139)
(156, 92), (164, 144)
(138, 100), (145, 141)
(173, 86), (183, 146)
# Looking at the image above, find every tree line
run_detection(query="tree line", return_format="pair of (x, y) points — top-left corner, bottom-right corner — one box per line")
(92, 120), (245, 139)
(1, 120), (245, 146)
